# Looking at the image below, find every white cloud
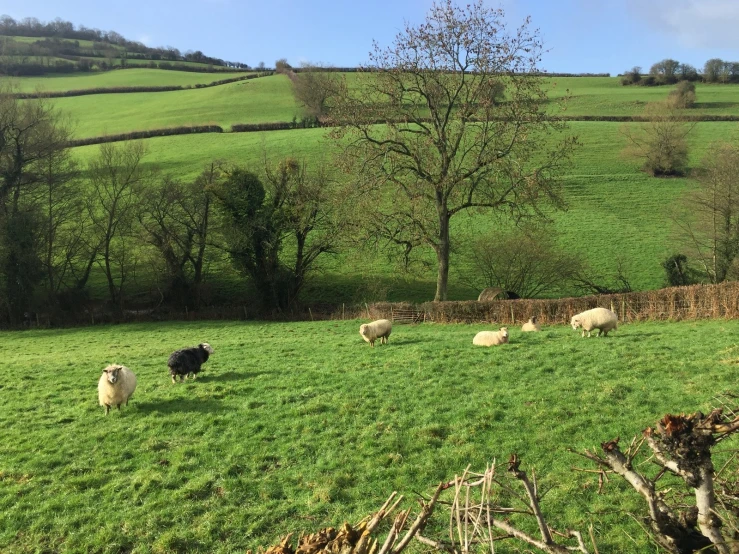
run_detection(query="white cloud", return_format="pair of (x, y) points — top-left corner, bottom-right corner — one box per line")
(624, 0), (739, 49)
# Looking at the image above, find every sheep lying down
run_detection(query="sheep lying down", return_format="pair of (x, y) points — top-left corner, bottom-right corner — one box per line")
(570, 307), (618, 337)
(98, 364), (137, 415)
(521, 316), (541, 332)
(473, 327), (509, 346)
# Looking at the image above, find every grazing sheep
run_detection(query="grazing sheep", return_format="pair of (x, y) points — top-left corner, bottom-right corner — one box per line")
(571, 307), (618, 337)
(359, 319), (392, 347)
(168, 343), (214, 383)
(98, 364), (137, 415)
(521, 316), (541, 332)
(473, 327), (509, 346)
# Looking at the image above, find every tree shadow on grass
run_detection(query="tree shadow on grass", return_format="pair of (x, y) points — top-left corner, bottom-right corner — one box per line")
(388, 338), (427, 346)
(692, 102), (739, 110)
(135, 398), (226, 414)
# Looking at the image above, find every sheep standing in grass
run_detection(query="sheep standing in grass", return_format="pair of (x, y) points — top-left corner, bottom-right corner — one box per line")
(521, 316), (541, 332)
(571, 307), (618, 337)
(168, 343), (214, 383)
(473, 327), (509, 346)
(98, 364), (137, 415)
(359, 319), (392, 347)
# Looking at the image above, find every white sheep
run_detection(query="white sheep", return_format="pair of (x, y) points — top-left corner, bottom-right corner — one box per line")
(521, 316), (541, 332)
(570, 307), (618, 338)
(98, 364), (137, 415)
(473, 326), (509, 346)
(359, 319), (392, 347)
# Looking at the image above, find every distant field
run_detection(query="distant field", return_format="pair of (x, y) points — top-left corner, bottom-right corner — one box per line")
(2, 319), (738, 553)
(2, 68), (254, 93)
(0, 35), (121, 50)
(19, 75), (739, 140)
(48, 75), (298, 138)
(548, 77), (739, 116)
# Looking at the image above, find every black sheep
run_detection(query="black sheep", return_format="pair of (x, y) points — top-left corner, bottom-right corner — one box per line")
(168, 343), (214, 383)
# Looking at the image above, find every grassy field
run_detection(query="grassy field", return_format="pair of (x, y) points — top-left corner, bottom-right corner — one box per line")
(11, 75), (738, 140)
(47, 75), (299, 138)
(0, 35), (123, 50)
(547, 77), (739, 116)
(3, 68), (254, 93)
(2, 319), (738, 553)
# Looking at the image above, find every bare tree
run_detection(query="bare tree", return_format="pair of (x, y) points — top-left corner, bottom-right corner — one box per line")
(622, 101), (694, 176)
(290, 63), (342, 120)
(0, 87), (72, 322)
(465, 226), (584, 298)
(214, 157), (343, 311)
(673, 141), (739, 283)
(262, 156), (343, 303)
(330, 0), (577, 301)
(33, 146), (87, 301)
(136, 164), (217, 307)
(87, 141), (148, 310)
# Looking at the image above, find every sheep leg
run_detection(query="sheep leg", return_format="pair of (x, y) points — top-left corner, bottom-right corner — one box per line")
(171, 374), (177, 384)
(116, 404), (121, 411)
(104, 404), (110, 416)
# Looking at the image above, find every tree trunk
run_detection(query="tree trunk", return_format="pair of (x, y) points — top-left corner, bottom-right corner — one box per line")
(434, 210), (450, 302)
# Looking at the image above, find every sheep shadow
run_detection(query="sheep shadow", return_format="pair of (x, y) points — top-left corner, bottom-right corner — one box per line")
(199, 371), (267, 382)
(135, 398), (226, 414)
(389, 338), (427, 346)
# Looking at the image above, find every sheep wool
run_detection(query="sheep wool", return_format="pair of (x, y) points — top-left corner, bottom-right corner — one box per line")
(168, 343), (214, 383)
(359, 319), (392, 347)
(98, 364), (137, 415)
(521, 316), (541, 332)
(473, 327), (509, 346)
(571, 307), (618, 337)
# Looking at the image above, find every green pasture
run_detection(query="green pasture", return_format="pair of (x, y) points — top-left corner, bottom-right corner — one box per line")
(0, 35), (122, 50)
(48, 75), (298, 138)
(546, 77), (739, 116)
(1, 68), (254, 93)
(1, 319), (738, 553)
(19, 74), (739, 140)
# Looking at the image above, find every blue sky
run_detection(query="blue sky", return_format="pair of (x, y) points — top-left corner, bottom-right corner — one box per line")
(1, 0), (738, 74)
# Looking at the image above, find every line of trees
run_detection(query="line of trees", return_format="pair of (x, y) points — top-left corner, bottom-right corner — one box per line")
(0, 88), (345, 325)
(621, 57), (739, 86)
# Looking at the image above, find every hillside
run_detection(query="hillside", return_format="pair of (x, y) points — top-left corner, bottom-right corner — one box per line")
(3, 64), (739, 305)
(0, 15), (250, 75)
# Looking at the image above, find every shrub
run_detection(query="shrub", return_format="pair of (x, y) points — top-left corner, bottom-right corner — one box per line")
(667, 80), (696, 109)
(661, 254), (696, 286)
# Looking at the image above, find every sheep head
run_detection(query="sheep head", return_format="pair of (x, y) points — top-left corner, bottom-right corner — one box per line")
(571, 316), (582, 330)
(102, 364), (123, 384)
(359, 324), (369, 338)
(500, 327), (509, 338)
(200, 343), (214, 354)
